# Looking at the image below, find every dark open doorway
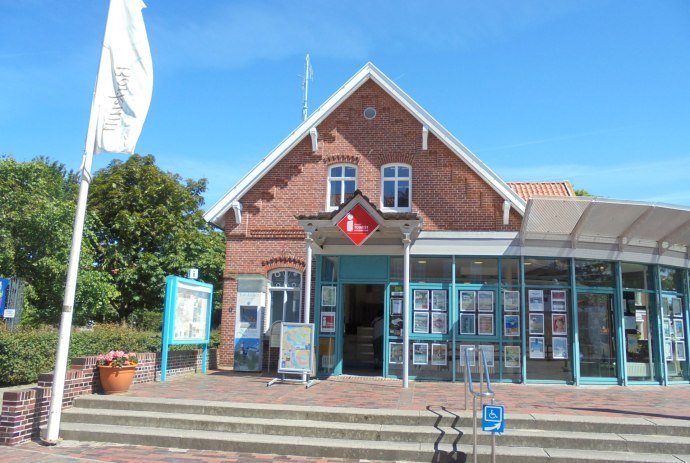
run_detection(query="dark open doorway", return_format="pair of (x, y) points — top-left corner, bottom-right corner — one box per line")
(342, 284), (385, 375)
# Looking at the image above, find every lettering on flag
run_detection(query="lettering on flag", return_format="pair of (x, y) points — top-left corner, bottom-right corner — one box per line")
(90, 0), (153, 155)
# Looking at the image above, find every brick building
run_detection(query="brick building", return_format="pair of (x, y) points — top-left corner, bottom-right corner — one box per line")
(205, 63), (690, 386)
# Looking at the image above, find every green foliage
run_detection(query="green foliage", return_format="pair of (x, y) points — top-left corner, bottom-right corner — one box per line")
(0, 154), (224, 327)
(574, 188), (593, 197)
(88, 154), (225, 322)
(0, 325), (220, 386)
(0, 157), (119, 325)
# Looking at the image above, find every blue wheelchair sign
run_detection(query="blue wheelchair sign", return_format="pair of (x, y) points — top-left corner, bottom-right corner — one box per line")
(482, 404), (505, 433)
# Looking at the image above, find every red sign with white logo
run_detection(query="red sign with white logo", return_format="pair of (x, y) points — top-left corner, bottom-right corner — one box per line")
(337, 204), (379, 246)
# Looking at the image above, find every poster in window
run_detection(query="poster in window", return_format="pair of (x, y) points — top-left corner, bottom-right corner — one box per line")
(321, 286), (336, 307)
(459, 344), (475, 367)
(413, 312), (430, 333)
(504, 345), (520, 368)
(413, 342), (428, 365)
(529, 313), (544, 335)
(389, 342), (404, 364)
(665, 339), (674, 361)
(674, 319), (684, 339)
(503, 290), (520, 312)
(504, 315), (520, 337)
(528, 290), (544, 312)
(677, 341), (686, 361)
(477, 314), (494, 336)
(414, 290), (430, 310)
(663, 319), (672, 339)
(673, 298), (683, 317)
(662, 297), (672, 318)
(431, 312), (447, 334)
(478, 344), (495, 367)
(551, 290), (567, 312)
(460, 291), (476, 312)
(391, 298), (403, 315)
(529, 336), (545, 359)
(460, 313), (475, 335)
(431, 343), (447, 366)
(552, 337), (568, 359)
(431, 290), (447, 312)
(477, 291), (494, 312)
(320, 312), (335, 333)
(552, 314), (567, 335)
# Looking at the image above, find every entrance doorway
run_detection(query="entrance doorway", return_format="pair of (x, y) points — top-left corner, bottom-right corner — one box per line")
(577, 293), (618, 380)
(342, 284), (385, 375)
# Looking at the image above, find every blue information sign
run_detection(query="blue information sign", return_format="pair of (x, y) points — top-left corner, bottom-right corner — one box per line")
(0, 278), (10, 317)
(482, 404), (505, 433)
(161, 276), (214, 381)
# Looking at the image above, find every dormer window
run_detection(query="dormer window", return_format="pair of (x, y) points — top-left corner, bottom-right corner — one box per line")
(381, 164), (411, 212)
(327, 164), (357, 210)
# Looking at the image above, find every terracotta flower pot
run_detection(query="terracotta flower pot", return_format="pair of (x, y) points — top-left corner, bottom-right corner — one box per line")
(98, 365), (136, 394)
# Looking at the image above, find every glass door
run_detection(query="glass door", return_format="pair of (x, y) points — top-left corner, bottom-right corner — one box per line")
(577, 293), (618, 380)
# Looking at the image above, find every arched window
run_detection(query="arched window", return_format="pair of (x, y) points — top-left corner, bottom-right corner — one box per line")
(268, 269), (302, 324)
(327, 164), (357, 210)
(381, 164), (411, 211)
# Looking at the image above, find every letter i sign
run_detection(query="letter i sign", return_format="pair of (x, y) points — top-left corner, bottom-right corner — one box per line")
(337, 204), (379, 245)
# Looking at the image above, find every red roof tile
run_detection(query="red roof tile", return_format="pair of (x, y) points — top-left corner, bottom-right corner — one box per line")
(507, 181), (576, 201)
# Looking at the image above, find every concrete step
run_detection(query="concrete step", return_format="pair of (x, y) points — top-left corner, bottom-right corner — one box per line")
(57, 422), (686, 463)
(60, 407), (690, 454)
(71, 396), (690, 437)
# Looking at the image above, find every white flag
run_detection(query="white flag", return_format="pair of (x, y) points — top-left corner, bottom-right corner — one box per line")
(90, 0), (153, 155)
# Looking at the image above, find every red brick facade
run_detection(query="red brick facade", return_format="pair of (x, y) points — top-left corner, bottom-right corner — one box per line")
(218, 79), (522, 366)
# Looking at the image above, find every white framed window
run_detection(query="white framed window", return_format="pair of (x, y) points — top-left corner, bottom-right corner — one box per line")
(381, 164), (411, 211)
(268, 269), (302, 324)
(327, 164), (357, 210)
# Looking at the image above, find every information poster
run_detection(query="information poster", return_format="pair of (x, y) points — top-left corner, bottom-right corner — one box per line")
(278, 322), (315, 374)
(173, 281), (211, 341)
(234, 305), (263, 371)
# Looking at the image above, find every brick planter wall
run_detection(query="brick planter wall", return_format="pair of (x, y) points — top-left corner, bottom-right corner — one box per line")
(0, 348), (217, 446)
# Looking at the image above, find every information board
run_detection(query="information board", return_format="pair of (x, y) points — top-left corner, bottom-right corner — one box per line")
(0, 278), (9, 317)
(161, 275), (214, 381)
(278, 322), (315, 374)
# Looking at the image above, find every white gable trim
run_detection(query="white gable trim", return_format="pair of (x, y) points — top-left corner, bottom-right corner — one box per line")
(204, 63), (526, 228)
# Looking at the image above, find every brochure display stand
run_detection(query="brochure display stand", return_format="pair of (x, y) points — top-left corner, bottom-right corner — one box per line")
(267, 322), (317, 388)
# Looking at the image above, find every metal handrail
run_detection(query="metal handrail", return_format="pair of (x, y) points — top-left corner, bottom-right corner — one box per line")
(464, 347), (497, 463)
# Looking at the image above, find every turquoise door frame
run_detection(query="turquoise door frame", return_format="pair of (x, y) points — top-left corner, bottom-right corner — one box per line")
(315, 255), (390, 377)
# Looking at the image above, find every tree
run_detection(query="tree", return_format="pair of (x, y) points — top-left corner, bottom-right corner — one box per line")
(574, 188), (593, 197)
(0, 156), (119, 325)
(88, 154), (224, 325)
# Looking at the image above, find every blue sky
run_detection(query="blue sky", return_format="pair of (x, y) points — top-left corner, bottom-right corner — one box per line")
(2, 0), (690, 209)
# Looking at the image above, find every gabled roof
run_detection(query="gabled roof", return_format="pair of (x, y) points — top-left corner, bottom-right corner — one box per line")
(508, 181), (575, 201)
(204, 62), (527, 228)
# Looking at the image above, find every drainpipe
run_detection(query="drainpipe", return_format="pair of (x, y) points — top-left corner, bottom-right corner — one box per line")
(403, 230), (412, 388)
(303, 230), (314, 383)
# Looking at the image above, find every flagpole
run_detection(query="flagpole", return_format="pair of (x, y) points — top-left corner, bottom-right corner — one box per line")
(43, 0), (152, 442)
(43, 113), (98, 444)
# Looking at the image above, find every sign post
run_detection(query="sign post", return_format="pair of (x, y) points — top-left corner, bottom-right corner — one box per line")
(161, 276), (214, 381)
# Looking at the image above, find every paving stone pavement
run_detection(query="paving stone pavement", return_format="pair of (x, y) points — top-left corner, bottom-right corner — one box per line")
(124, 370), (690, 420)
(0, 441), (385, 463)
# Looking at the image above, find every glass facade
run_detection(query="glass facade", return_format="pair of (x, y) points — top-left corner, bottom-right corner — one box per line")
(311, 255), (689, 386)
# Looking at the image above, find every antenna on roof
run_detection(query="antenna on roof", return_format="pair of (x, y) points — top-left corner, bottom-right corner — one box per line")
(301, 53), (313, 121)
